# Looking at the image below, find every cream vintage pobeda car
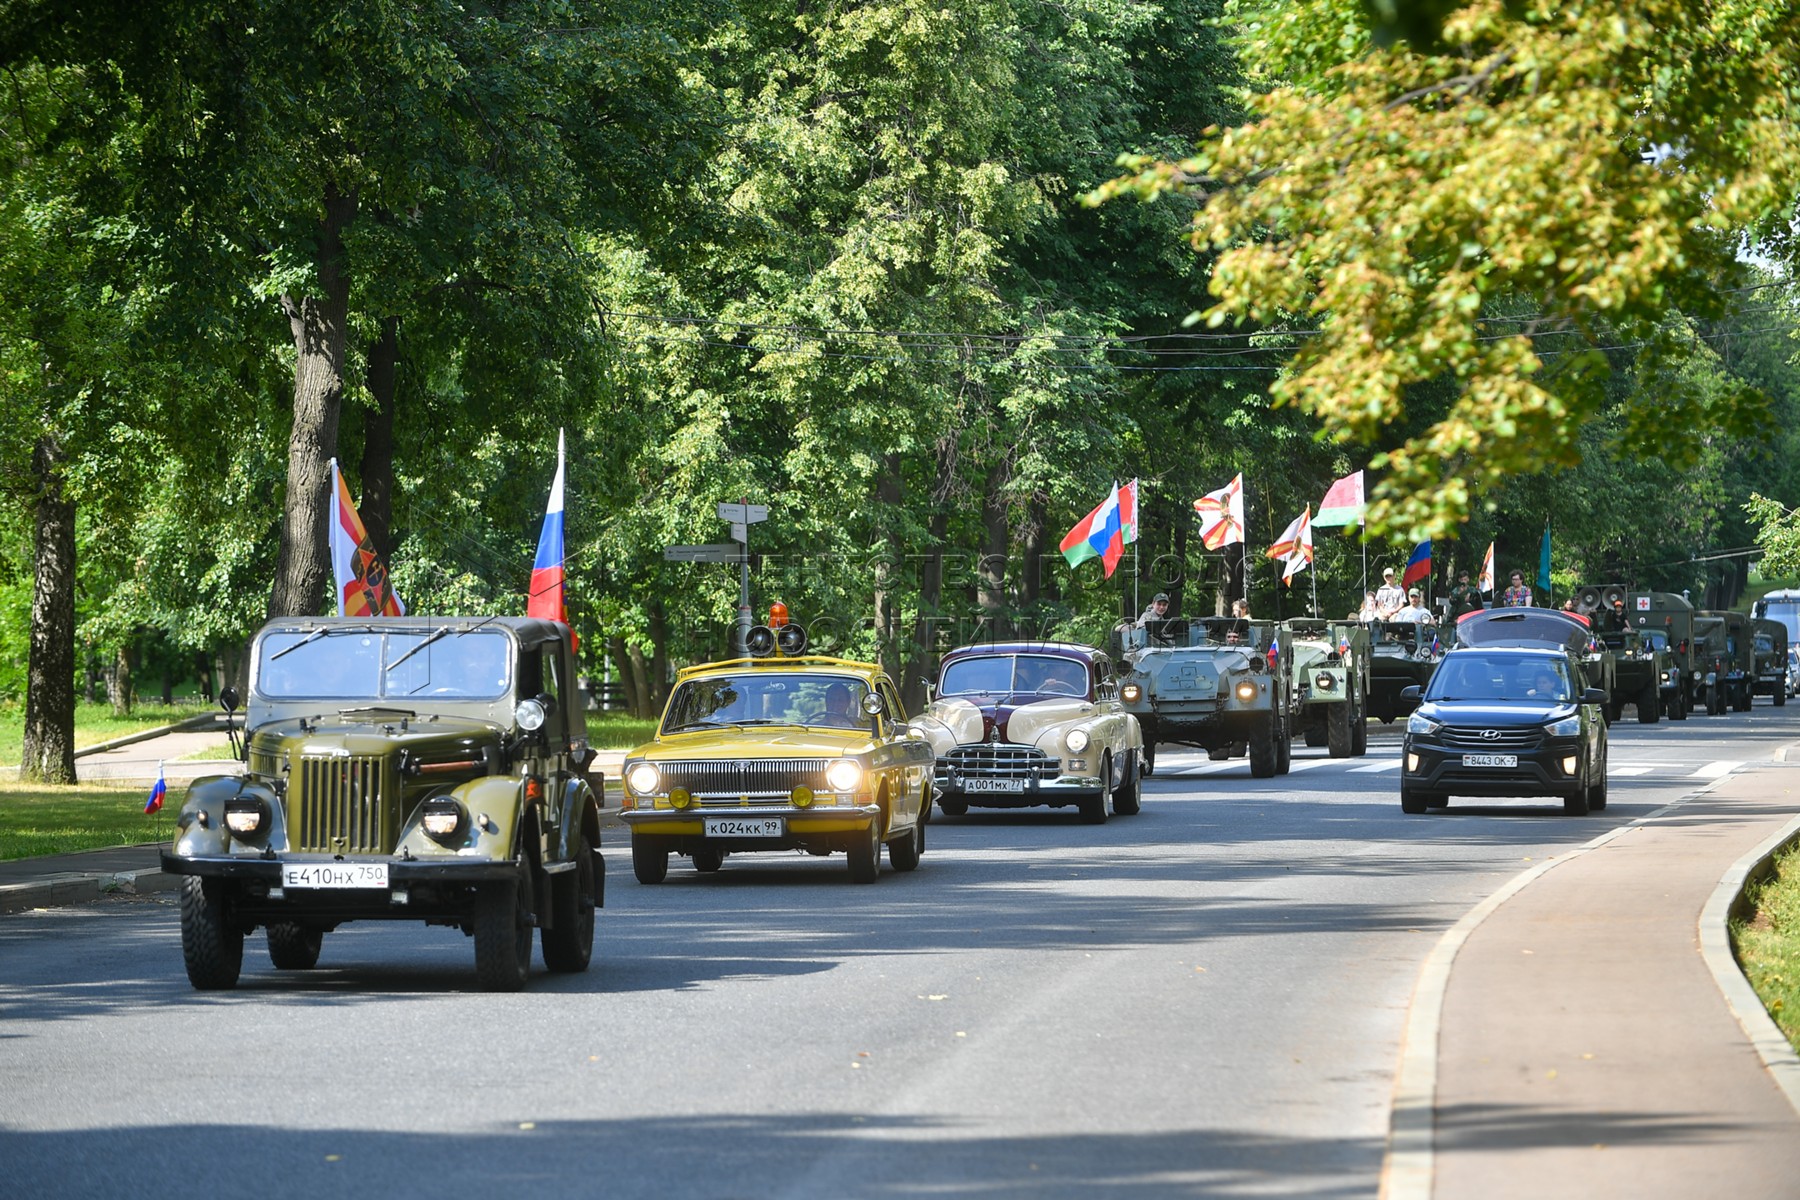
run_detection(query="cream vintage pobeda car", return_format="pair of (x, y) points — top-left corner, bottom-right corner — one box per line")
(914, 641), (1143, 824)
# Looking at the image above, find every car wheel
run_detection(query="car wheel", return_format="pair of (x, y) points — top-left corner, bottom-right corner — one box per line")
(542, 831), (597, 974)
(180, 877), (244, 991)
(474, 856), (533, 992)
(1248, 714), (1278, 778)
(1400, 787), (1428, 815)
(266, 922), (323, 970)
(1563, 772), (1591, 816)
(691, 846), (725, 873)
(1777, 685), (1788, 708)
(1425, 794), (1450, 809)
(847, 819), (882, 883)
(887, 819), (923, 872)
(939, 797), (968, 817)
(1586, 754), (1609, 812)
(1112, 748), (1142, 816)
(1637, 680), (1659, 724)
(631, 836), (670, 884)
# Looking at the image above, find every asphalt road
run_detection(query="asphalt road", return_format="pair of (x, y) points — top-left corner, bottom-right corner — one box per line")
(2, 706), (1794, 1199)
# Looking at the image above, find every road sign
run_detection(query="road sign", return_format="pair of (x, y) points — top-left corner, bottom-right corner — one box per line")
(663, 543), (746, 563)
(730, 522), (747, 543)
(717, 502), (769, 525)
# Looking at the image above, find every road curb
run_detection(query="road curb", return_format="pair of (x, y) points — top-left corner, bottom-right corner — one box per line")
(1378, 769), (1738, 1200)
(72, 711), (239, 759)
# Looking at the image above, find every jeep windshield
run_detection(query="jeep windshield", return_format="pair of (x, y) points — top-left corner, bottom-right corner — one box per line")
(938, 655), (1089, 700)
(1426, 653), (1574, 703)
(256, 629), (512, 701)
(662, 673), (871, 733)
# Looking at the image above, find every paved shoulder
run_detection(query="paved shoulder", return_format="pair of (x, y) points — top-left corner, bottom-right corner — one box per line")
(1426, 765), (1800, 1199)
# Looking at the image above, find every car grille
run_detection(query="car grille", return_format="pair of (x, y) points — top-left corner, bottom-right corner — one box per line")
(936, 744), (1060, 783)
(658, 758), (829, 799)
(291, 754), (394, 853)
(1439, 727), (1545, 751)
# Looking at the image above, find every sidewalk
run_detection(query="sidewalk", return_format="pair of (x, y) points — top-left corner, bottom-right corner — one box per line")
(1396, 761), (1800, 1199)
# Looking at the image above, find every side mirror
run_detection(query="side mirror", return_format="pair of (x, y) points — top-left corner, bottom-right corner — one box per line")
(1581, 687), (1607, 705)
(1400, 685), (1422, 701)
(219, 686), (240, 714)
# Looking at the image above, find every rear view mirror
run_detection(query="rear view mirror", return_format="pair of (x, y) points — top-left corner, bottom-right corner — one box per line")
(219, 686), (240, 714)
(1400, 685), (1422, 701)
(1581, 688), (1606, 705)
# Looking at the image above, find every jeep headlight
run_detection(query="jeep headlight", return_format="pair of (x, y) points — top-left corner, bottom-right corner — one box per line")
(223, 797), (267, 839)
(825, 759), (863, 792)
(626, 762), (662, 795)
(1121, 683), (1142, 703)
(1235, 681), (1257, 701)
(421, 797), (466, 843)
(515, 697), (548, 731)
(1065, 728), (1091, 753)
(1314, 672), (1337, 692)
(1545, 715), (1581, 737)
(1407, 710), (1441, 735)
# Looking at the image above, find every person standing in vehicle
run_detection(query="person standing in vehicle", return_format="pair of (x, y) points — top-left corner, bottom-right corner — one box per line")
(1375, 568), (1405, 617)
(1501, 571), (1534, 607)
(1137, 592), (1172, 627)
(1447, 569), (1483, 621)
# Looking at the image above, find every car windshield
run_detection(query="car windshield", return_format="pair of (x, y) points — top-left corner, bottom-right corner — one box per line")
(256, 629), (512, 700)
(662, 673), (871, 733)
(1426, 655), (1575, 703)
(938, 655), (1089, 699)
(1640, 630), (1669, 651)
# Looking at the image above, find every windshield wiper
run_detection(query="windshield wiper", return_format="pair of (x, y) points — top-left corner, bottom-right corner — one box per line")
(270, 628), (330, 662)
(387, 625), (453, 671)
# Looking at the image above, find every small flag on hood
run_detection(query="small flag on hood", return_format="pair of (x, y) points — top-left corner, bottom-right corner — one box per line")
(144, 763), (166, 815)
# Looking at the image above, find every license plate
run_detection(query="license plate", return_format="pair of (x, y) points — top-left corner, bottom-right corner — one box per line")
(703, 817), (784, 838)
(965, 778), (1026, 793)
(282, 862), (389, 889)
(1461, 754), (1518, 768)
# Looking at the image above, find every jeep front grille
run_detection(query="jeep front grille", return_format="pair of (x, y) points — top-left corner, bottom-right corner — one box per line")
(659, 758), (829, 799)
(1439, 727), (1544, 751)
(936, 744), (1060, 783)
(292, 754), (393, 853)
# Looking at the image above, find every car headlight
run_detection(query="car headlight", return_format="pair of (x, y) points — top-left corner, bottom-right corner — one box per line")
(1545, 716), (1581, 737)
(825, 759), (863, 792)
(420, 797), (466, 843)
(1406, 710), (1441, 735)
(1121, 683), (1142, 703)
(224, 797), (267, 839)
(1065, 728), (1091, 753)
(626, 762), (662, 795)
(1314, 672), (1337, 692)
(515, 697), (548, 731)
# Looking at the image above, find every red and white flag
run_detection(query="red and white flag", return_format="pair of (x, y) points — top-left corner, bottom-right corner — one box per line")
(1194, 474), (1245, 550)
(1478, 541), (1496, 594)
(328, 459), (405, 617)
(1268, 506), (1313, 587)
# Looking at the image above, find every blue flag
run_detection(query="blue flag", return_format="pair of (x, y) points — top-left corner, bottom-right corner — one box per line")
(1537, 524), (1553, 592)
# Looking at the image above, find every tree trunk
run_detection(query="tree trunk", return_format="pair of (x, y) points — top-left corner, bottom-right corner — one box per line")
(610, 635), (650, 719)
(648, 601), (671, 711)
(196, 650), (214, 702)
(978, 462), (1011, 641)
(359, 314), (399, 562)
(268, 183), (358, 618)
(107, 643), (134, 717)
(22, 434), (76, 784)
(1018, 492), (1045, 639)
(873, 454), (903, 681)
(625, 641), (654, 720)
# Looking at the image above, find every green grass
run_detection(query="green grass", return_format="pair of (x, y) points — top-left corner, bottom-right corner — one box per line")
(0, 780), (170, 861)
(0, 700), (214, 764)
(1736, 842), (1800, 1052)
(587, 713), (657, 750)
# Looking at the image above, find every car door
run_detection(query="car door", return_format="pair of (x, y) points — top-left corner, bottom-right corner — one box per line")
(880, 676), (929, 819)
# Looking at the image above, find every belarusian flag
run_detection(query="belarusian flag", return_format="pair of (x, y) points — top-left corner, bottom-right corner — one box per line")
(1119, 478), (1139, 546)
(1313, 469), (1365, 527)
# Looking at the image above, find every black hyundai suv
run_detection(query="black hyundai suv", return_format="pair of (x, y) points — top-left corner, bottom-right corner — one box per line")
(1399, 643), (1609, 815)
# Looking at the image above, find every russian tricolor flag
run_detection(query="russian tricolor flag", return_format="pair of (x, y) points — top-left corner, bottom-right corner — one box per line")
(527, 430), (574, 641)
(1402, 539), (1432, 590)
(1059, 482), (1130, 578)
(144, 763), (166, 815)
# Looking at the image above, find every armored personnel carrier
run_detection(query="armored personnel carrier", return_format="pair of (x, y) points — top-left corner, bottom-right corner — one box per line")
(1367, 620), (1446, 723)
(1114, 617), (1293, 778)
(1281, 618), (1369, 758)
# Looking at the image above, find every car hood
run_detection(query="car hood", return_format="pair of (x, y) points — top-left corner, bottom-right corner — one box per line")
(924, 695), (1093, 743)
(638, 726), (877, 759)
(1417, 700), (1575, 727)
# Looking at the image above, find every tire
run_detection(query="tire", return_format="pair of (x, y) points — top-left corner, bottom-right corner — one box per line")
(631, 836), (670, 884)
(1275, 721), (1292, 775)
(1637, 680), (1659, 725)
(847, 819), (882, 883)
(887, 819), (923, 872)
(1111, 749), (1141, 816)
(542, 832), (597, 974)
(180, 876), (244, 991)
(939, 797), (968, 817)
(1141, 738), (1156, 777)
(1352, 698), (1368, 756)
(1078, 754), (1110, 824)
(1737, 684), (1753, 713)
(691, 846), (725, 873)
(1586, 753), (1609, 812)
(1327, 702), (1353, 757)
(1563, 779), (1590, 816)
(1708, 685), (1724, 716)
(1305, 723), (1329, 748)
(473, 856), (533, 992)
(1426, 794), (1450, 809)
(1668, 689), (1687, 721)
(266, 922), (323, 971)
(1604, 699), (1621, 725)
(1248, 714), (1278, 778)
(1400, 787), (1429, 815)
(1777, 684), (1788, 708)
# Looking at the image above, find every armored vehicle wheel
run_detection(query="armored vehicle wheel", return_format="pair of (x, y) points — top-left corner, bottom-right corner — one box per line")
(180, 876), (244, 991)
(691, 846), (725, 873)
(542, 832), (597, 974)
(473, 857), (533, 992)
(1352, 700), (1368, 755)
(887, 819), (923, 872)
(1637, 680), (1659, 724)
(1327, 701), (1354, 757)
(1305, 724), (1329, 748)
(847, 820), (882, 883)
(1275, 723), (1292, 775)
(939, 798), (968, 817)
(1399, 787), (1431, 815)
(266, 922), (323, 970)
(1112, 749), (1141, 816)
(632, 836), (671, 884)
(1248, 715), (1279, 779)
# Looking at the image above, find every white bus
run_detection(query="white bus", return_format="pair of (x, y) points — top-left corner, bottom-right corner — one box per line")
(1753, 589), (1800, 644)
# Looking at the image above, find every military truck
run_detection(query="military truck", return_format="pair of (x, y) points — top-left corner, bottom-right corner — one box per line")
(1699, 611), (1755, 713)
(1627, 591), (1700, 719)
(1596, 626), (1676, 723)
(1367, 620), (1446, 723)
(1114, 617), (1293, 778)
(1281, 618), (1370, 758)
(1753, 618), (1790, 707)
(1690, 614), (1741, 714)
(162, 616), (604, 992)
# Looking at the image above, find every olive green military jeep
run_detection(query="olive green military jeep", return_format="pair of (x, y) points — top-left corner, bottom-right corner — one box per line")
(161, 616), (604, 992)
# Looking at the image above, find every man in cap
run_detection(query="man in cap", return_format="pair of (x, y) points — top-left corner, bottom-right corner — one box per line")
(1396, 588), (1434, 624)
(1374, 567), (1406, 618)
(1137, 592), (1172, 626)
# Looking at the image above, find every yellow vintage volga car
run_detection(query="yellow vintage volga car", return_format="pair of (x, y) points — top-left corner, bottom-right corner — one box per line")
(619, 654), (933, 884)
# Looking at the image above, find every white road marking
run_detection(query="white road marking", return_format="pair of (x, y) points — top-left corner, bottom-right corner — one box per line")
(1690, 760), (1741, 779)
(1282, 759), (1338, 772)
(1349, 759), (1404, 773)
(1609, 766), (1653, 777)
